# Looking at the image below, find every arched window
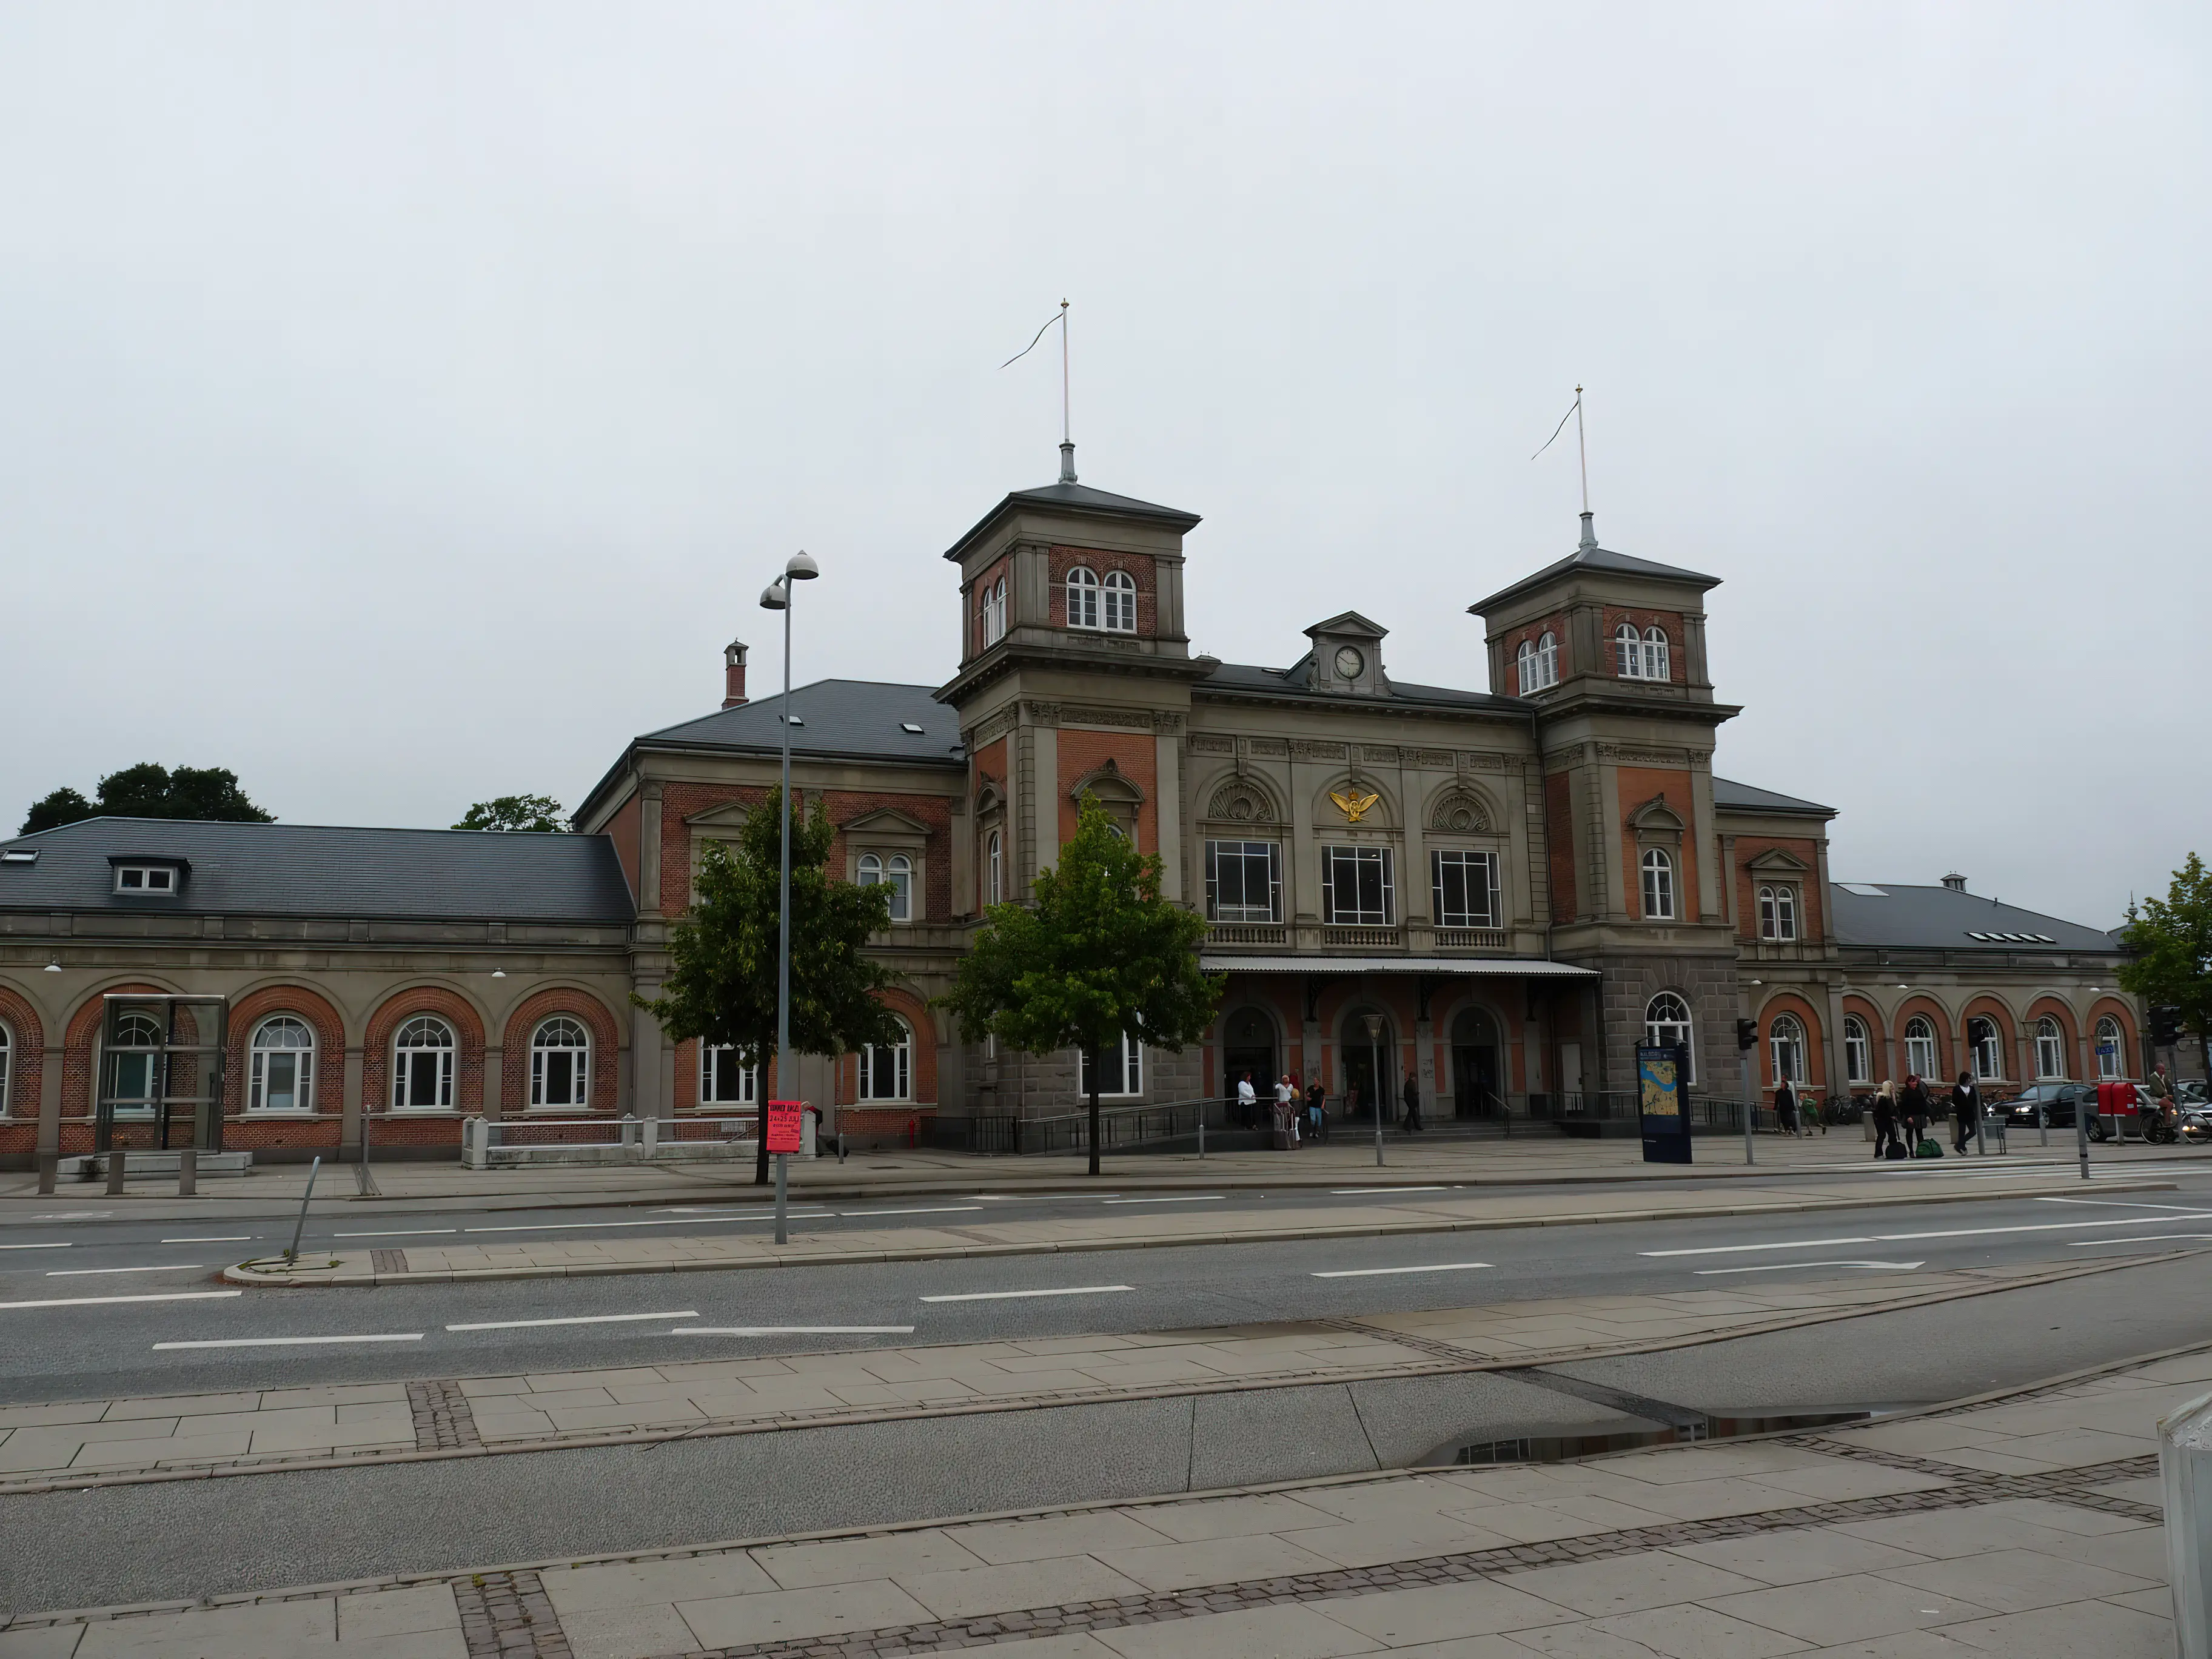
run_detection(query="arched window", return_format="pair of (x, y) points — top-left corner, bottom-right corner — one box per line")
(392, 1016), (455, 1110)
(1615, 622), (1643, 677)
(1645, 992), (1692, 1055)
(1643, 627), (1670, 681)
(1065, 566), (1100, 630)
(1101, 569), (1137, 633)
(1640, 848), (1675, 920)
(2035, 1015), (2066, 1080)
(1769, 1013), (1807, 1085)
(858, 852), (911, 922)
(1757, 885), (1797, 941)
(981, 577), (1007, 646)
(0, 1021), (10, 1117)
(1516, 639), (1538, 694)
(249, 1016), (317, 1113)
(1905, 1016), (1937, 1079)
(1968, 1016), (2003, 1082)
(858, 1017), (911, 1101)
(1517, 632), (1558, 694)
(106, 1010), (164, 1113)
(2096, 1014), (2123, 1079)
(531, 1016), (591, 1109)
(700, 1045), (756, 1106)
(986, 830), (1003, 905)
(1843, 1014), (1871, 1084)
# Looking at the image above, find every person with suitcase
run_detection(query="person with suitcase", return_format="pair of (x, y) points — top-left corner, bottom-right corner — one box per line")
(1901, 1074), (1940, 1156)
(1872, 1080), (1901, 1159)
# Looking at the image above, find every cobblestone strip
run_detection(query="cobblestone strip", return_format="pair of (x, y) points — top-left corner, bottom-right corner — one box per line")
(455, 1569), (574, 1659)
(371, 1248), (407, 1274)
(1316, 1315), (1489, 1366)
(408, 1378), (483, 1450)
(677, 1455), (2165, 1659)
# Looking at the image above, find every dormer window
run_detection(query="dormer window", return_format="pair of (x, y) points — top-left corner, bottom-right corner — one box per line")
(113, 863), (184, 895)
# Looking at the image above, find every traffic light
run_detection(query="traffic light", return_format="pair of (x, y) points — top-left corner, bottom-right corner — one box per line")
(2150, 1006), (2183, 1046)
(1735, 1017), (1758, 1051)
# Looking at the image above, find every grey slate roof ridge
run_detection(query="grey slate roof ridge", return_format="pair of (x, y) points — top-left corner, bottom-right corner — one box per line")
(1470, 540), (1721, 614)
(1711, 777), (1835, 816)
(1826, 880), (2123, 952)
(940, 478), (1203, 563)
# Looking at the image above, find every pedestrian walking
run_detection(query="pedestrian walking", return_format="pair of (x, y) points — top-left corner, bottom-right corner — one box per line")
(1871, 1079), (1900, 1159)
(1775, 1076), (1799, 1136)
(1401, 1068), (1423, 1133)
(1305, 1074), (1329, 1142)
(1901, 1073), (1933, 1154)
(1951, 1071), (1980, 1155)
(1236, 1071), (1256, 1130)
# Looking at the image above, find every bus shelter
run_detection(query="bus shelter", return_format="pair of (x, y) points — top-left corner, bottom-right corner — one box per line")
(96, 993), (229, 1154)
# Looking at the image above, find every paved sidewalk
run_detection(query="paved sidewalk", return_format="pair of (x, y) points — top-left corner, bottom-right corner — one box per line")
(3, 1331), (2197, 1657)
(0, 1256), (2163, 1494)
(227, 1169), (2183, 1287)
(9, 1132), (2193, 1219)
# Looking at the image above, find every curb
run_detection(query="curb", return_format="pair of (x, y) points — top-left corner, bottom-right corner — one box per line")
(221, 1176), (2184, 1288)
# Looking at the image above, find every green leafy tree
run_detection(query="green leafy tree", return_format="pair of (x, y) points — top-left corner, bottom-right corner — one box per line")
(635, 787), (900, 1183)
(455, 794), (569, 833)
(942, 795), (1223, 1177)
(2120, 851), (2212, 1081)
(20, 765), (273, 834)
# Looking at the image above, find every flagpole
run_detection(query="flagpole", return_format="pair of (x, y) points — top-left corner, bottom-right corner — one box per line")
(1060, 300), (1070, 446)
(1574, 385), (1588, 515)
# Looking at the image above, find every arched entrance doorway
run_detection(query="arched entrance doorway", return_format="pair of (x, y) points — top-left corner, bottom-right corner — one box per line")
(1452, 1006), (1501, 1119)
(1339, 1007), (1395, 1123)
(1222, 1007), (1276, 1123)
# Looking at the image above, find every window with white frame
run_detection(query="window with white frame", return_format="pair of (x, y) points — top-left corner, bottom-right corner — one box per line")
(2095, 1014), (2123, 1079)
(1640, 848), (1675, 920)
(1205, 839), (1281, 923)
(113, 864), (179, 894)
(1322, 845), (1394, 926)
(985, 830), (1004, 905)
(1843, 1014), (1871, 1084)
(1516, 631), (1559, 694)
(392, 1016), (455, 1110)
(1905, 1015), (1937, 1079)
(857, 852), (913, 922)
(1969, 1016), (2003, 1082)
(1431, 848), (1499, 928)
(531, 1016), (591, 1108)
(1644, 992), (1694, 1081)
(1082, 1031), (1144, 1098)
(0, 1020), (8, 1116)
(1769, 1013), (1807, 1085)
(980, 577), (1007, 646)
(1642, 627), (1670, 680)
(249, 1016), (317, 1113)
(1757, 884), (1797, 941)
(700, 1044), (757, 1106)
(1101, 569), (1136, 632)
(1065, 566), (1101, 630)
(1614, 622), (1643, 677)
(2035, 1015), (2066, 1079)
(105, 1010), (163, 1114)
(857, 1017), (911, 1101)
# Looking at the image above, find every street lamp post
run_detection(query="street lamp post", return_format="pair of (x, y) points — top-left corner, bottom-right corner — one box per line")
(1362, 1011), (1384, 1168)
(759, 551), (819, 1245)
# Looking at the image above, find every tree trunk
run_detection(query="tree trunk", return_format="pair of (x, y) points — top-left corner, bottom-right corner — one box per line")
(1086, 1048), (1102, 1179)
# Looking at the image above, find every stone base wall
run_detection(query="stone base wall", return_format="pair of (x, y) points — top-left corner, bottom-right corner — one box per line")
(1589, 951), (1745, 1100)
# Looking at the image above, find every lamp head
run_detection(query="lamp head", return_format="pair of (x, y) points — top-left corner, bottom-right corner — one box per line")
(785, 550), (819, 580)
(759, 580), (788, 612)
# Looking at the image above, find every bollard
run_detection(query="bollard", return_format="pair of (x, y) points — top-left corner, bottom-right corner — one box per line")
(36, 1151), (57, 1196)
(178, 1148), (196, 1198)
(2161, 1387), (2212, 1659)
(106, 1149), (126, 1195)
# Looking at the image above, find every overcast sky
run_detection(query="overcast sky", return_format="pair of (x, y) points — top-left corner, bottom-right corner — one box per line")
(2, 4), (2204, 928)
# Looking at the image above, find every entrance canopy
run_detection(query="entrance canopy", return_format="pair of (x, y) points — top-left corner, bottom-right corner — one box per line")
(1199, 956), (1597, 978)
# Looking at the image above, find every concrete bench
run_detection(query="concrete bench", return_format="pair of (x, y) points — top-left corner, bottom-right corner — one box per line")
(59, 1150), (253, 1179)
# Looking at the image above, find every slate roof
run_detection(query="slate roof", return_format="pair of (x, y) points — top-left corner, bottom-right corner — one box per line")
(1828, 882), (2123, 954)
(1712, 777), (1835, 816)
(638, 680), (967, 768)
(1470, 526), (1720, 614)
(942, 477), (1202, 564)
(1198, 659), (1525, 714)
(0, 818), (635, 923)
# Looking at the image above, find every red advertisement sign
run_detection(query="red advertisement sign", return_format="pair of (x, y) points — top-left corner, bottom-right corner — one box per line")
(765, 1099), (804, 1155)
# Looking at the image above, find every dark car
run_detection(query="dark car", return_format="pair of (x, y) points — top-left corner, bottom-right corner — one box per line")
(2005, 1082), (2099, 1131)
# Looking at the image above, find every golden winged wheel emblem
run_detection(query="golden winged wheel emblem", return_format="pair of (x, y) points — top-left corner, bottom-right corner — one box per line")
(1330, 789), (1381, 824)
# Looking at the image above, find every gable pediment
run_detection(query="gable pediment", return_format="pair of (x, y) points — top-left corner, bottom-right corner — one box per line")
(841, 806), (931, 839)
(1626, 795), (1687, 834)
(1746, 846), (1811, 874)
(685, 799), (755, 831)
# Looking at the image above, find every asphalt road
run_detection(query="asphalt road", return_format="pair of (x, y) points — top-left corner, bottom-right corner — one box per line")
(5, 1170), (2211, 1403)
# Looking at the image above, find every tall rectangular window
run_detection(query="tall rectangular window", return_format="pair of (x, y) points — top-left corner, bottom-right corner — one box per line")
(1430, 850), (1499, 928)
(1204, 840), (1281, 922)
(1322, 846), (1394, 925)
(1081, 1033), (1143, 1098)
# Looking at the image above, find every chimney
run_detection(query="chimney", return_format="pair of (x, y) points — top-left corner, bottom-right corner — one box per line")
(722, 640), (748, 709)
(1942, 872), (1966, 892)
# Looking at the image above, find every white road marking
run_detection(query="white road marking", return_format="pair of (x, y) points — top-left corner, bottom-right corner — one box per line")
(334, 1228), (460, 1238)
(47, 1264), (203, 1276)
(672, 1336), (916, 1344)
(1312, 1261), (1491, 1278)
(1101, 1196), (1224, 1205)
(0, 1243), (70, 1252)
(445, 1311), (698, 1331)
(162, 1236), (253, 1244)
(2070, 1234), (2212, 1247)
(0, 1290), (242, 1312)
(919, 1285), (1133, 1302)
(968, 1194), (1118, 1202)
(464, 1215), (830, 1233)
(1643, 1211), (2212, 1257)
(1695, 1260), (1926, 1276)
(837, 1207), (985, 1218)
(30, 1212), (109, 1219)
(153, 1333), (422, 1349)
(1330, 1186), (1450, 1196)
